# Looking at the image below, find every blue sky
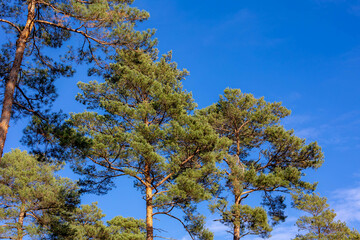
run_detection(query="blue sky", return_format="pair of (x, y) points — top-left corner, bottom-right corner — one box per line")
(3, 0), (360, 239)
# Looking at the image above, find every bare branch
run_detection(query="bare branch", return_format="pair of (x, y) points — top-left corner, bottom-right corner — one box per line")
(152, 205), (175, 216)
(163, 213), (195, 240)
(13, 101), (47, 121)
(35, 20), (121, 46)
(0, 19), (21, 33)
(85, 37), (106, 68)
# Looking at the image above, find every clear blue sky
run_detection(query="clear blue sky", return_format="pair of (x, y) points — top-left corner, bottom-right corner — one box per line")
(4, 0), (360, 239)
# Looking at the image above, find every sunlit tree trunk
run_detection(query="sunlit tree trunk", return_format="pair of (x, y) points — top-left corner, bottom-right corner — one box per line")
(145, 163), (153, 240)
(0, 1), (35, 159)
(234, 223), (240, 240)
(17, 206), (26, 240)
(233, 192), (241, 240)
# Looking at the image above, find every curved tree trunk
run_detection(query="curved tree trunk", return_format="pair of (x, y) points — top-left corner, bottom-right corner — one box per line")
(0, 1), (35, 159)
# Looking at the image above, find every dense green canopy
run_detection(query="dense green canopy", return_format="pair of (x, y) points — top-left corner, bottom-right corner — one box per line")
(0, 149), (79, 239)
(58, 50), (229, 239)
(0, 0), (156, 158)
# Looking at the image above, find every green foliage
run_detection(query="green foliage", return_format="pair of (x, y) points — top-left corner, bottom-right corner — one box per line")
(201, 89), (324, 239)
(58, 49), (228, 239)
(107, 216), (146, 240)
(48, 202), (146, 240)
(0, 0), (155, 120)
(292, 193), (360, 240)
(221, 204), (272, 238)
(0, 149), (79, 239)
(66, 203), (109, 240)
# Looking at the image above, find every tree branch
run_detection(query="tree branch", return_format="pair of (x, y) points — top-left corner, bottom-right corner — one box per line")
(154, 149), (200, 189)
(0, 19), (21, 33)
(13, 101), (47, 121)
(163, 213), (195, 240)
(152, 205), (175, 216)
(35, 20), (124, 46)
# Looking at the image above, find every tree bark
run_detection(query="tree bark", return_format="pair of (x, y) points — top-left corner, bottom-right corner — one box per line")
(17, 208), (26, 240)
(234, 225), (240, 240)
(146, 184), (153, 240)
(233, 151), (242, 240)
(145, 161), (154, 240)
(0, 1), (35, 159)
(233, 193), (241, 240)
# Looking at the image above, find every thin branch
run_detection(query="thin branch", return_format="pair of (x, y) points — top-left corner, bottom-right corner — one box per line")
(35, 20), (123, 46)
(85, 37), (105, 68)
(154, 189), (169, 196)
(38, 1), (90, 21)
(153, 201), (175, 209)
(27, 211), (42, 223)
(241, 189), (256, 196)
(87, 155), (121, 172)
(163, 213), (195, 240)
(236, 119), (251, 133)
(86, 155), (148, 187)
(13, 101), (47, 121)
(154, 149), (199, 189)
(33, 40), (56, 70)
(152, 205), (175, 216)
(0, 19), (21, 33)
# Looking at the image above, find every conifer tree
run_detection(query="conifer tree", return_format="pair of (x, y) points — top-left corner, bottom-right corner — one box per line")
(50, 202), (146, 240)
(292, 193), (360, 240)
(200, 89), (324, 240)
(0, 0), (155, 158)
(0, 149), (79, 240)
(106, 216), (146, 240)
(0, 149), (146, 240)
(58, 50), (228, 240)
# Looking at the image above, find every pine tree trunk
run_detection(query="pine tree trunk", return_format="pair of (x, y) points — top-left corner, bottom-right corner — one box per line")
(234, 224), (240, 240)
(234, 193), (241, 240)
(17, 209), (25, 240)
(233, 150), (242, 240)
(0, 1), (35, 159)
(145, 160), (154, 240)
(146, 185), (153, 240)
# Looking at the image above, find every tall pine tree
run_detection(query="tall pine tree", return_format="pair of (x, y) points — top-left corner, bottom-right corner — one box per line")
(200, 89), (324, 240)
(58, 50), (228, 240)
(49, 202), (147, 240)
(0, 0), (155, 158)
(0, 149), (79, 240)
(292, 192), (360, 240)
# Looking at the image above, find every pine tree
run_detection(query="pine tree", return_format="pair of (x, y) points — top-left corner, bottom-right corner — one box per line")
(0, 149), (79, 240)
(292, 193), (360, 240)
(0, 0), (155, 158)
(56, 50), (228, 240)
(200, 89), (324, 240)
(50, 202), (146, 240)
(107, 216), (146, 240)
